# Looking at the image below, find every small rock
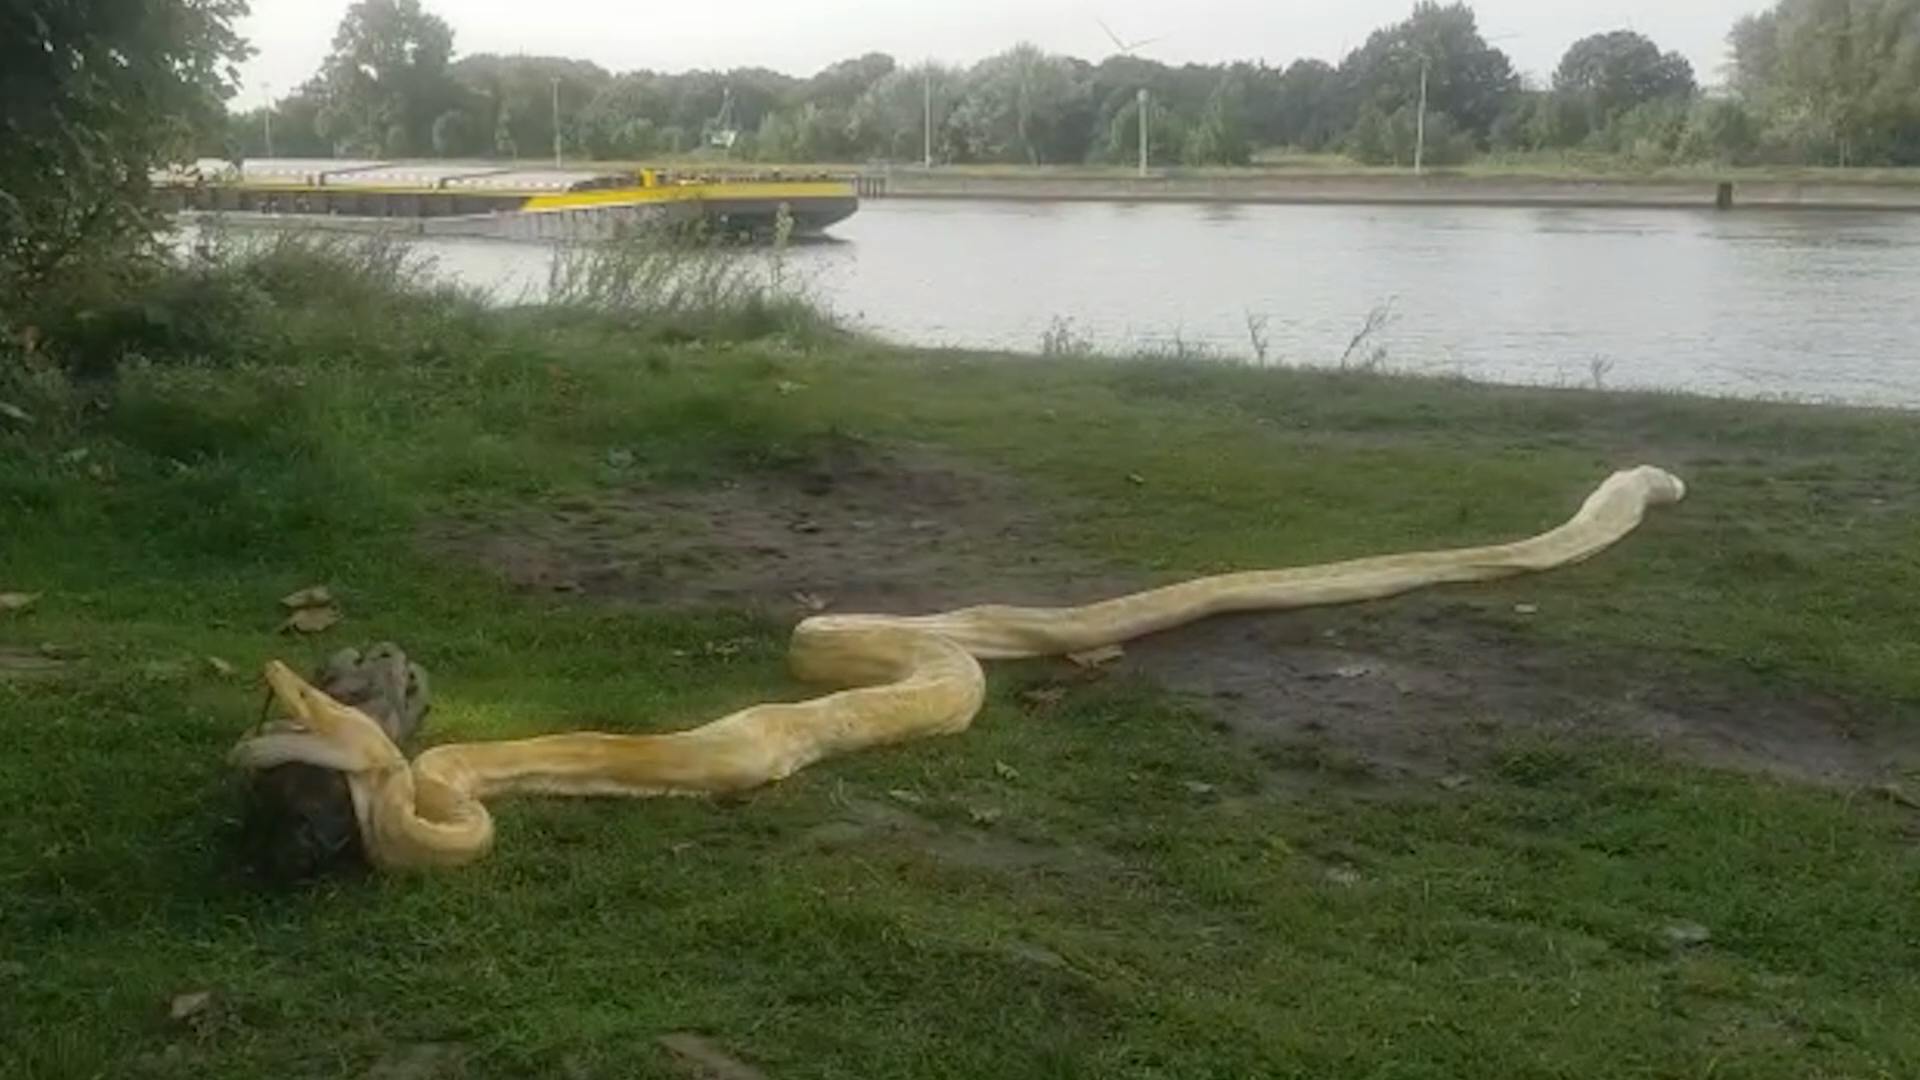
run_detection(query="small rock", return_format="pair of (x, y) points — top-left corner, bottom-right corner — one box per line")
(1181, 780), (1218, 796)
(0, 592), (39, 614)
(1333, 663), (1372, 679)
(0, 401), (31, 425)
(279, 585), (333, 610)
(886, 788), (924, 806)
(791, 590), (830, 613)
(1066, 644), (1125, 669)
(968, 807), (1003, 827)
(1125, 473), (1147, 486)
(1437, 773), (1473, 791)
(168, 990), (213, 1023)
(1664, 921), (1712, 947)
(1514, 603), (1540, 616)
(993, 760), (1021, 782)
(205, 656), (237, 677)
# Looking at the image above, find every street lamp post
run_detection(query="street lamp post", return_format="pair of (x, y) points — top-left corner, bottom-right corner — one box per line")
(923, 66), (933, 168)
(551, 78), (562, 167)
(1414, 56), (1429, 176)
(1137, 88), (1150, 177)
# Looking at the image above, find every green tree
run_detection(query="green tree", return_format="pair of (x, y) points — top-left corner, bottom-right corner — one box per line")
(451, 55), (609, 162)
(1554, 31), (1696, 135)
(1183, 77), (1253, 165)
(1339, 2), (1520, 139)
(1, 0), (249, 313)
(951, 45), (1089, 164)
(1731, 0), (1920, 164)
(314, 0), (461, 155)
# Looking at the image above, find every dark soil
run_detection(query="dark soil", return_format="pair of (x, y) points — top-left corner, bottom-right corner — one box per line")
(423, 435), (1124, 616)
(425, 437), (1920, 791)
(1115, 597), (1920, 789)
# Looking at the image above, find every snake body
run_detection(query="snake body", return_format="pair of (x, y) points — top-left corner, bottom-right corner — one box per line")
(233, 466), (1685, 870)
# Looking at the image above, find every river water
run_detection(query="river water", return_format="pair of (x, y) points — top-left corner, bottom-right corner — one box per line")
(416, 198), (1920, 407)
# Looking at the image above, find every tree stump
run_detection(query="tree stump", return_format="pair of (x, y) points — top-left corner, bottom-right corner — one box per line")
(240, 643), (430, 883)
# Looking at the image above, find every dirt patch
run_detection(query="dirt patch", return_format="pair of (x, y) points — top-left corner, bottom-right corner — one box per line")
(423, 435), (1121, 615)
(1118, 597), (1920, 789)
(801, 794), (1118, 878)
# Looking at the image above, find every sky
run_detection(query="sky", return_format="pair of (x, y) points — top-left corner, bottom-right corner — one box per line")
(233, 0), (1765, 104)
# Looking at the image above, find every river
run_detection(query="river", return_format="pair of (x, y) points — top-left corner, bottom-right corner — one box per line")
(413, 198), (1920, 407)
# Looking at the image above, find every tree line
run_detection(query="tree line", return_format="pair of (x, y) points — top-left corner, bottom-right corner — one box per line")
(220, 0), (1920, 169)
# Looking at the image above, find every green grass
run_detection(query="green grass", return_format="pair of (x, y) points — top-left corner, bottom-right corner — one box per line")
(2, 253), (1918, 1078)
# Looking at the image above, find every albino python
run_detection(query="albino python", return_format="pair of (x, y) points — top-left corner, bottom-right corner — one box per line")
(233, 466), (1685, 871)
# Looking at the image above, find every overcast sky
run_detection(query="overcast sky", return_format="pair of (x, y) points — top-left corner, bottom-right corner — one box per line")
(234, 0), (1763, 102)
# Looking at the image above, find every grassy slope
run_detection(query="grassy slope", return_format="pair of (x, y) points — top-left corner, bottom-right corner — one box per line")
(2, 273), (1918, 1078)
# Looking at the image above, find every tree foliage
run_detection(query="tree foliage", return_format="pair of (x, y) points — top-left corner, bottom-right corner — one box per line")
(2, 0), (249, 313)
(1729, 0), (1920, 165)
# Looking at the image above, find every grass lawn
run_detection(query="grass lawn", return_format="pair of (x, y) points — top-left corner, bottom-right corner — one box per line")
(2, 251), (1918, 1078)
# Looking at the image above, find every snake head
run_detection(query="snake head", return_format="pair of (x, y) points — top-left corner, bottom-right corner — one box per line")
(234, 661), (407, 775)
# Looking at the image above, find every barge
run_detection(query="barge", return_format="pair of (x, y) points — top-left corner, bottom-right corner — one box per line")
(151, 158), (860, 240)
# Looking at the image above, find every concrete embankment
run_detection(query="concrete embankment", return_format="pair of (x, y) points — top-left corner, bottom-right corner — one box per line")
(856, 170), (1920, 211)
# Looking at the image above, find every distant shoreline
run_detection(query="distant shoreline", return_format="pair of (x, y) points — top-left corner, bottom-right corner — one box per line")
(858, 170), (1920, 212)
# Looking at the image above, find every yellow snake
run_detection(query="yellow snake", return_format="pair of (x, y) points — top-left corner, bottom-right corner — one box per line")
(233, 466), (1685, 870)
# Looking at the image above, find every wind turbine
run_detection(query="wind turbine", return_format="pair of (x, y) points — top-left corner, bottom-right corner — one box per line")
(1098, 18), (1165, 177)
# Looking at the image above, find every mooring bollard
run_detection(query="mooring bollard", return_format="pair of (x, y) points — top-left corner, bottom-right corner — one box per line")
(1716, 182), (1734, 210)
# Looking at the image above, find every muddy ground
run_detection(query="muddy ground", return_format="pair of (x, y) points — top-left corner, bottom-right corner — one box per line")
(423, 436), (1920, 792)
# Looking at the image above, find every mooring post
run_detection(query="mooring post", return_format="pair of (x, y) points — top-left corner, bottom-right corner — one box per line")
(1716, 182), (1734, 211)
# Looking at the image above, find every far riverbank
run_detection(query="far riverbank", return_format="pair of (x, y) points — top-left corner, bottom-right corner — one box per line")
(855, 167), (1920, 211)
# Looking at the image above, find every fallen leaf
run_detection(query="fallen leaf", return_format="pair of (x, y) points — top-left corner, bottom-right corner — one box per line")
(1514, 603), (1540, 616)
(279, 606), (342, 635)
(791, 590), (830, 613)
(1067, 644), (1125, 669)
(168, 990), (213, 1023)
(657, 1033), (768, 1080)
(1875, 783), (1920, 810)
(1324, 865), (1363, 887)
(886, 788), (925, 806)
(1437, 773), (1473, 791)
(1125, 472), (1146, 486)
(604, 448), (636, 470)
(1181, 780), (1218, 796)
(1018, 685), (1067, 708)
(61, 447), (88, 464)
(0, 401), (30, 425)
(0, 648), (64, 678)
(0, 593), (38, 613)
(1333, 663), (1372, 679)
(1664, 921), (1712, 947)
(669, 841), (698, 856)
(994, 760), (1021, 782)
(774, 380), (807, 395)
(968, 807), (1003, 827)
(279, 585), (333, 610)
(206, 656), (237, 677)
